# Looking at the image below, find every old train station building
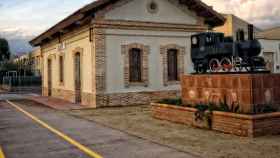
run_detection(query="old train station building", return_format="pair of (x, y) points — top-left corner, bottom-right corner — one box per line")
(30, 0), (225, 107)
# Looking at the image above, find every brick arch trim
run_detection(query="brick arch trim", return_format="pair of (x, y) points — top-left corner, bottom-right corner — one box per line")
(72, 47), (84, 95)
(160, 44), (185, 86)
(72, 47), (84, 56)
(121, 43), (150, 88)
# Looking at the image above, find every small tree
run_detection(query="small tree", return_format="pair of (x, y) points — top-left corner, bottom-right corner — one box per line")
(0, 38), (11, 62)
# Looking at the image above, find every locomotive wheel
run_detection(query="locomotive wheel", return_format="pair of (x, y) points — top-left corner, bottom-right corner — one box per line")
(221, 57), (232, 72)
(209, 58), (220, 72)
(245, 66), (253, 72)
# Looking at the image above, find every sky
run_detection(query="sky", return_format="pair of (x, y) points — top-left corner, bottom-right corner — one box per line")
(0, 0), (94, 38)
(0, 0), (279, 53)
(202, 0), (280, 29)
(0, 0), (94, 53)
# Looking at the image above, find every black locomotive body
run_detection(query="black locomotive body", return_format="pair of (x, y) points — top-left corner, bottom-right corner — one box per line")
(191, 24), (266, 73)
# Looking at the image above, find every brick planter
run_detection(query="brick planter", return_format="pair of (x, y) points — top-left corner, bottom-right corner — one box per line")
(152, 103), (280, 137)
(151, 103), (211, 129)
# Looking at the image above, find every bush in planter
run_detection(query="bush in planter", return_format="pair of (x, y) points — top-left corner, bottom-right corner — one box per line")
(253, 104), (278, 114)
(157, 97), (277, 114)
(194, 104), (213, 129)
(158, 98), (183, 106)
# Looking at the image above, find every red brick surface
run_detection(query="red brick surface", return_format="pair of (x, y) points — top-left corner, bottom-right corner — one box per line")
(181, 74), (280, 113)
(28, 96), (93, 110)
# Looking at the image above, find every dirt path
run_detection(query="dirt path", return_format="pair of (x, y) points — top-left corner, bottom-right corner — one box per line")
(65, 105), (280, 158)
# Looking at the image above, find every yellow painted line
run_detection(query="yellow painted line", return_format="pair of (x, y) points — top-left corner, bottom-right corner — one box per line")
(0, 147), (5, 158)
(6, 100), (103, 158)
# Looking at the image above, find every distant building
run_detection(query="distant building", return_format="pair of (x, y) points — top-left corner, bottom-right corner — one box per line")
(257, 27), (280, 73)
(13, 48), (42, 76)
(214, 14), (261, 40)
(214, 14), (280, 73)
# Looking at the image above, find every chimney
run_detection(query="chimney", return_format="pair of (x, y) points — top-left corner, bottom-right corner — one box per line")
(236, 29), (245, 41)
(248, 24), (254, 40)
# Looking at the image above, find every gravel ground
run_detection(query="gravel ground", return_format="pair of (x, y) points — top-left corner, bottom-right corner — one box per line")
(67, 105), (280, 158)
(15, 100), (280, 158)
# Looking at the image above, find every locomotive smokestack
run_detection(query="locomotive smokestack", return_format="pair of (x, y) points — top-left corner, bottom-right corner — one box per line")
(248, 24), (254, 40)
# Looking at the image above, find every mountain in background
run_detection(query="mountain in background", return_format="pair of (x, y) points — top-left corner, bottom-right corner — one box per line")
(0, 29), (34, 56)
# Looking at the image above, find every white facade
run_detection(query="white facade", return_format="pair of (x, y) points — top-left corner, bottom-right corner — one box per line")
(103, 0), (203, 94)
(105, 29), (194, 93)
(259, 39), (280, 73)
(105, 0), (199, 24)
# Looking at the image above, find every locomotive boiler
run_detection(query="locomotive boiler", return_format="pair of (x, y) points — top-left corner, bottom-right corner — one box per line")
(191, 24), (266, 73)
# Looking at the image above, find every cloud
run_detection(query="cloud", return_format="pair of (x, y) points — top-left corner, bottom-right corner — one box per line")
(0, 27), (35, 54)
(202, 0), (280, 29)
(0, 0), (95, 37)
(1, 0), (279, 53)
(0, 0), (94, 54)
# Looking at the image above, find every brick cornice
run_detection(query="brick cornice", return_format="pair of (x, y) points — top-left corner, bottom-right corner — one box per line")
(92, 20), (207, 32)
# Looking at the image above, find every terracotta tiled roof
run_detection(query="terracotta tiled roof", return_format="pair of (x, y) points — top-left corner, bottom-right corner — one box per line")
(30, 0), (225, 46)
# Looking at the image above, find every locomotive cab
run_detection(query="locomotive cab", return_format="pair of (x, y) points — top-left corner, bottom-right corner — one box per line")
(191, 32), (234, 73)
(191, 32), (224, 49)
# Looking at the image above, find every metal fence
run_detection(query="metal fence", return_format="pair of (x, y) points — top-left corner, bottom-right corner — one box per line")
(2, 76), (42, 87)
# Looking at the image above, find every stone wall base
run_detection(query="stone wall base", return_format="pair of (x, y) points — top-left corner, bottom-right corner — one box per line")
(42, 87), (96, 107)
(96, 90), (180, 107)
(42, 87), (179, 107)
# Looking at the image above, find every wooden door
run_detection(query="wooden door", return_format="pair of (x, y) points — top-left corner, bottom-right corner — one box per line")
(263, 52), (274, 72)
(47, 59), (52, 96)
(74, 53), (81, 103)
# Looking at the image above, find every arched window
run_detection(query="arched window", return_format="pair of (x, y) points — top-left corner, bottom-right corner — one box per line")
(167, 49), (178, 81)
(59, 55), (64, 83)
(160, 44), (185, 86)
(129, 48), (142, 82)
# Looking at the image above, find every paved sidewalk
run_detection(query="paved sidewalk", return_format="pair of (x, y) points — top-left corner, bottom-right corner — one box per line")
(28, 96), (94, 110)
(0, 101), (91, 158)
(0, 100), (198, 158)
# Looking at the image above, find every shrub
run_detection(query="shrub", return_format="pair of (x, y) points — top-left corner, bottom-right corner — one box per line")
(158, 98), (182, 106)
(157, 98), (278, 114)
(253, 104), (278, 114)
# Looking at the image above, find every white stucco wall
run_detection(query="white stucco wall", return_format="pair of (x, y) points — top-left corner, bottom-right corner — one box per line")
(105, 0), (198, 25)
(105, 29), (195, 93)
(259, 39), (280, 73)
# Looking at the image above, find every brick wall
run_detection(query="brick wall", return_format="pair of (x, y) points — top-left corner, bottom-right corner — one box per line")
(181, 74), (280, 113)
(152, 103), (195, 125)
(152, 103), (280, 137)
(211, 111), (253, 137)
(97, 90), (180, 107)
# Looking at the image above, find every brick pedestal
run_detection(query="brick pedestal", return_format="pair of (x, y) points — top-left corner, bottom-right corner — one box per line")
(181, 74), (280, 113)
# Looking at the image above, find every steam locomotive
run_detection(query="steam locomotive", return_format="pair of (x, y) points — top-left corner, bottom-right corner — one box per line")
(191, 24), (266, 73)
